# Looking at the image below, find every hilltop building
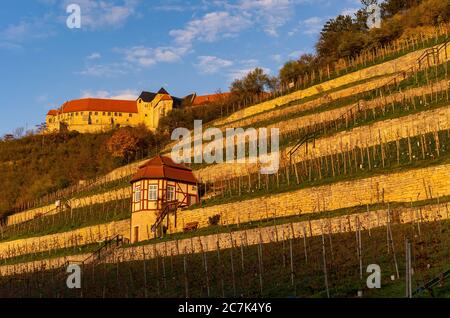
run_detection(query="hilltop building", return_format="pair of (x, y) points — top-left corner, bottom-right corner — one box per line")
(45, 89), (230, 133)
(130, 155), (198, 242)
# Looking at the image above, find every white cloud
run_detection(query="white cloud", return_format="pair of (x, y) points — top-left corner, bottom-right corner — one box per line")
(118, 45), (187, 67)
(61, 0), (139, 29)
(240, 59), (259, 67)
(78, 44), (188, 77)
(341, 7), (359, 17)
(152, 4), (185, 12)
(2, 22), (29, 41)
(237, 0), (295, 36)
(302, 16), (324, 35)
(169, 11), (252, 46)
(288, 50), (305, 59)
(195, 56), (233, 74)
(0, 42), (22, 50)
(87, 52), (101, 60)
(0, 15), (56, 48)
(81, 89), (138, 100)
(77, 63), (130, 77)
(288, 14), (327, 37)
(271, 54), (283, 63)
(228, 67), (272, 82)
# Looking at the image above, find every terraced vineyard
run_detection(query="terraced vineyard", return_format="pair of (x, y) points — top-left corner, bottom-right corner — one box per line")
(0, 36), (449, 298)
(1, 219), (448, 298)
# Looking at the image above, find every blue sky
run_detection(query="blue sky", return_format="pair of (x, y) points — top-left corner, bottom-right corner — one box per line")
(0, 0), (362, 135)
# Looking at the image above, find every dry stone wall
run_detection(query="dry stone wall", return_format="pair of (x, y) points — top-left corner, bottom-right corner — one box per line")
(176, 164), (450, 232)
(6, 187), (132, 226)
(1, 162), (448, 262)
(0, 220), (130, 259)
(216, 43), (450, 125)
(1, 202), (447, 276)
(194, 105), (450, 182)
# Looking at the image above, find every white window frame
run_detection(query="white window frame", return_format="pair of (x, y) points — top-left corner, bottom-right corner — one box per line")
(148, 185), (158, 201)
(134, 186), (141, 203)
(167, 185), (175, 202)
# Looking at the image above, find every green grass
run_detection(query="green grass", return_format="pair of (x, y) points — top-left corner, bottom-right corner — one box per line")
(0, 243), (102, 266)
(3, 124), (448, 244)
(0, 198), (131, 243)
(187, 87), (450, 172)
(130, 195), (450, 248)
(217, 73), (394, 128)
(3, 193), (449, 268)
(188, 127), (450, 209)
(218, 34), (449, 128)
(242, 62), (449, 131)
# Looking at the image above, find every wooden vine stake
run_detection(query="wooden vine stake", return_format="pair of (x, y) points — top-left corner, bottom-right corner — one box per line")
(142, 246), (148, 298)
(230, 239), (236, 297)
(258, 233), (264, 295)
(289, 238), (294, 287)
(302, 226), (308, 264)
(405, 238), (412, 298)
(183, 247), (189, 298)
(321, 223), (330, 298)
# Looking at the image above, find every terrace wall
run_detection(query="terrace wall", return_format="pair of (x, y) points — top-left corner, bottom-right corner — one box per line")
(1, 203), (447, 276)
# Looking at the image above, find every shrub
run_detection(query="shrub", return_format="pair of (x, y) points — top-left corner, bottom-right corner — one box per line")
(208, 214), (221, 226)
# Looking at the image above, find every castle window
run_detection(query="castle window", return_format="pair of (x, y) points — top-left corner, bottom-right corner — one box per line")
(167, 186), (175, 202)
(119, 113), (122, 117)
(134, 186), (141, 203)
(148, 185), (158, 201)
(103, 112), (106, 116)
(76, 112), (79, 116)
(89, 112), (92, 115)
(129, 114), (132, 117)
(114, 112), (118, 116)
(95, 112), (98, 116)
(108, 112), (111, 116)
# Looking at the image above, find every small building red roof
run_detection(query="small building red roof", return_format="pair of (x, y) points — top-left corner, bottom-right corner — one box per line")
(47, 110), (59, 116)
(192, 92), (231, 106)
(131, 155), (197, 184)
(60, 98), (138, 114)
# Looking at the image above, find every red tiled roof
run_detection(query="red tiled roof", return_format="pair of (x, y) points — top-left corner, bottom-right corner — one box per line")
(60, 98), (138, 114)
(47, 110), (59, 116)
(131, 155), (197, 184)
(192, 92), (231, 106)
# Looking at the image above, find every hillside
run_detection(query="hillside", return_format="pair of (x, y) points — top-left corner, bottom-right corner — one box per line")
(0, 0), (449, 298)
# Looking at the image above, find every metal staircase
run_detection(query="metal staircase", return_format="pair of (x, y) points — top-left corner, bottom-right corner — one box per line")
(413, 269), (450, 297)
(418, 38), (449, 69)
(151, 201), (179, 233)
(64, 234), (127, 267)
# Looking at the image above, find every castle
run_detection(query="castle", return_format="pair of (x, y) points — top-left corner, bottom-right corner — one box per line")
(45, 88), (229, 133)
